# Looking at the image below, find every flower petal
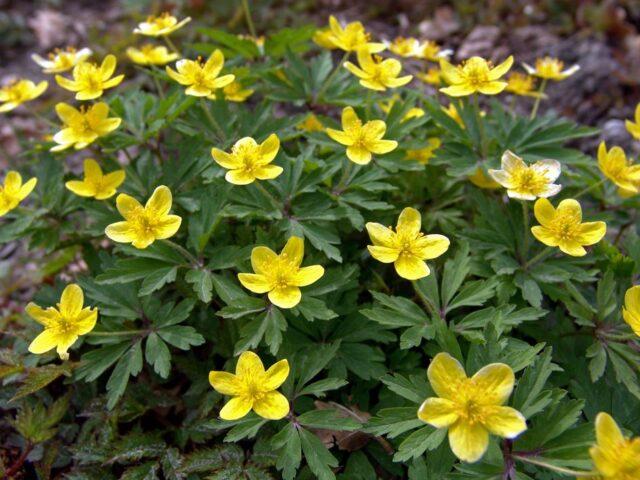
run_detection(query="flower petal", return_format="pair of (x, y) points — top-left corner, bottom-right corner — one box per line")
(281, 236), (304, 267)
(448, 421), (489, 463)
(252, 391), (290, 420)
(258, 134), (280, 164)
(427, 352), (467, 400)
(418, 397), (459, 428)
(105, 221), (135, 243)
(219, 396), (253, 420)
(264, 359), (290, 390)
(59, 284), (84, 319)
(470, 363), (515, 405)
(533, 198), (556, 226)
(293, 265), (324, 287)
(153, 215), (182, 239)
(269, 286), (302, 309)
(145, 185), (173, 217)
(394, 255), (429, 280)
(556, 199), (582, 222)
(236, 351), (265, 378)
(366, 222), (395, 247)
(25, 303), (59, 326)
(346, 146), (373, 164)
(396, 207), (421, 236)
(116, 193), (143, 219)
(208, 371), (242, 395)
(28, 329), (59, 354)
(238, 273), (271, 293)
(367, 245), (399, 263)
(482, 405), (527, 438)
(577, 221), (606, 245)
(414, 234), (450, 260)
(251, 246), (278, 274)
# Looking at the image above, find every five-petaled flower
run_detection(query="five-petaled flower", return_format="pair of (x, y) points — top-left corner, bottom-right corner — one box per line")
(166, 50), (235, 97)
(523, 57), (579, 81)
(55, 54), (124, 100)
(65, 158), (126, 200)
(0, 79), (48, 113)
(405, 137), (441, 165)
(133, 12), (191, 37)
(26, 284), (97, 360)
(418, 352), (527, 463)
(625, 103), (640, 140)
(623, 285), (640, 338)
(51, 102), (121, 152)
(210, 80), (254, 102)
(597, 142), (640, 196)
(505, 72), (541, 97)
(388, 37), (426, 58)
(366, 207), (450, 280)
(344, 48), (413, 91)
(212, 134), (282, 185)
(440, 55), (513, 97)
(0, 171), (37, 217)
(105, 186), (182, 249)
(488, 150), (561, 200)
(126, 44), (179, 66)
(326, 106), (397, 165)
(31, 47), (92, 73)
(588, 412), (640, 479)
(238, 236), (324, 309)
(531, 198), (606, 257)
(314, 16), (384, 53)
(209, 351), (290, 420)
(469, 167), (501, 190)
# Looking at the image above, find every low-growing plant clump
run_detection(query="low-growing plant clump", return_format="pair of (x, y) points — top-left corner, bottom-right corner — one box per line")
(1, 5), (640, 479)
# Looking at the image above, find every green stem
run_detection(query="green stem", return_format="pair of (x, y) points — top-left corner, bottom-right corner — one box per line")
(87, 330), (145, 337)
(241, 0), (257, 38)
(163, 239), (199, 265)
(473, 93), (487, 159)
(529, 78), (548, 119)
(512, 455), (599, 477)
(150, 67), (165, 99)
(412, 281), (438, 318)
(521, 200), (530, 258)
(524, 247), (554, 270)
(254, 181), (280, 210)
(200, 98), (226, 141)
(574, 178), (605, 199)
(334, 160), (354, 193)
(163, 35), (180, 55)
(316, 51), (350, 102)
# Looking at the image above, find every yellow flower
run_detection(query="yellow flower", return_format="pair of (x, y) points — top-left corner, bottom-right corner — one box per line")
(210, 80), (254, 102)
(0, 79), (48, 113)
(0, 171), (37, 217)
(417, 68), (442, 86)
(315, 16), (384, 53)
(26, 284), (97, 360)
(133, 12), (191, 37)
(55, 55), (124, 100)
(297, 114), (324, 132)
(588, 412), (640, 479)
(65, 158), (125, 200)
(166, 51), (235, 97)
(51, 102), (121, 152)
(505, 72), (542, 97)
(344, 48), (413, 91)
(623, 286), (640, 338)
(105, 186), (182, 249)
(366, 207), (449, 280)
(523, 57), (579, 81)
(31, 47), (92, 73)
(406, 137), (441, 165)
(488, 150), (561, 200)
(388, 37), (425, 58)
(418, 353), (527, 463)
(531, 198), (606, 257)
(211, 134), (282, 185)
(419, 40), (452, 62)
(126, 44), (179, 66)
(209, 351), (290, 420)
(238, 236), (324, 309)
(326, 106), (397, 165)
(442, 103), (464, 128)
(468, 167), (501, 189)
(597, 142), (640, 194)
(440, 56), (513, 97)
(625, 104), (640, 140)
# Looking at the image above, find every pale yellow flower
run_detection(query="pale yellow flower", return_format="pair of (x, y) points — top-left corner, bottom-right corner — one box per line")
(31, 47), (92, 73)
(105, 186), (182, 249)
(26, 284), (97, 360)
(468, 167), (500, 189)
(0, 79), (48, 113)
(238, 237), (324, 309)
(326, 107), (397, 165)
(531, 198), (606, 257)
(523, 57), (579, 81)
(418, 353), (527, 463)
(597, 142), (640, 195)
(209, 351), (290, 420)
(55, 55), (124, 100)
(442, 103), (464, 128)
(366, 207), (450, 280)
(419, 40), (452, 62)
(0, 171), (37, 217)
(65, 158), (125, 200)
(625, 103), (640, 140)
(406, 138), (441, 165)
(505, 72), (542, 97)
(388, 37), (424, 58)
(134, 12), (191, 37)
(314, 16), (384, 53)
(166, 51), (235, 97)
(51, 102), (121, 152)
(297, 114), (324, 132)
(210, 80), (254, 102)
(417, 68), (442, 86)
(344, 48), (413, 91)
(126, 44), (179, 66)
(588, 412), (640, 479)
(440, 56), (513, 97)
(211, 134), (282, 185)
(488, 150), (561, 200)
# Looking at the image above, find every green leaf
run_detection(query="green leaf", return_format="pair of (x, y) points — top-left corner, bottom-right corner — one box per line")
(297, 409), (362, 430)
(10, 363), (74, 402)
(158, 325), (205, 350)
(272, 424), (302, 480)
(106, 341), (143, 409)
(139, 266), (177, 295)
(393, 426), (447, 462)
(145, 333), (171, 378)
(299, 427), (338, 480)
(185, 268), (213, 303)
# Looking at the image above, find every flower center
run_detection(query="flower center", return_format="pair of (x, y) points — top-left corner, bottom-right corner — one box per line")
(513, 168), (547, 194)
(458, 400), (485, 425)
(550, 214), (579, 240)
